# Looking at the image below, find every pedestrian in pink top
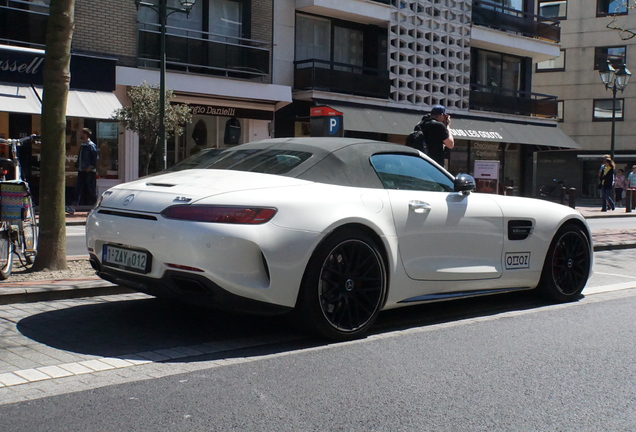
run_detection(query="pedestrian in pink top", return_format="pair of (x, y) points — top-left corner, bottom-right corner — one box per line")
(615, 168), (628, 207)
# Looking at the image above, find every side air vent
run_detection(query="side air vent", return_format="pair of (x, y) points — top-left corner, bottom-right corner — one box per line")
(97, 210), (158, 221)
(508, 220), (533, 241)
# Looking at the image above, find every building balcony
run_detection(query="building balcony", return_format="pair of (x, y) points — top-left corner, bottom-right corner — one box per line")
(294, 59), (391, 99)
(469, 83), (558, 118)
(138, 24), (271, 82)
(0, 1), (48, 48)
(472, 0), (561, 43)
(295, 0), (391, 25)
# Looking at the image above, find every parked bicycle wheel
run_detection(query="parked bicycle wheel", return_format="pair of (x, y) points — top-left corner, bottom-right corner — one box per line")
(19, 196), (38, 267)
(0, 224), (13, 279)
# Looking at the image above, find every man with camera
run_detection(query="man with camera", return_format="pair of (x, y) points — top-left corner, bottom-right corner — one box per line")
(410, 105), (455, 167)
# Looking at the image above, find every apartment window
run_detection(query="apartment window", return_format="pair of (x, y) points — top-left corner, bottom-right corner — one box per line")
(210, 0), (243, 41)
(138, 0), (248, 39)
(539, 0), (567, 19)
(138, 0), (203, 34)
(333, 26), (364, 71)
(295, 15), (331, 67)
(593, 98), (624, 121)
(597, 0), (627, 16)
(536, 49), (566, 72)
(489, 0), (524, 11)
(473, 49), (524, 93)
(295, 13), (386, 73)
(0, 0), (50, 47)
(594, 46), (626, 70)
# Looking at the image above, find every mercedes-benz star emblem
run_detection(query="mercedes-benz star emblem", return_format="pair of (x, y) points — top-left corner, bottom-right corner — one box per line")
(345, 279), (355, 292)
(123, 194), (135, 206)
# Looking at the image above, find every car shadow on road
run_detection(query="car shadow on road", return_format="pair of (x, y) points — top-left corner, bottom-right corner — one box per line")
(16, 289), (571, 364)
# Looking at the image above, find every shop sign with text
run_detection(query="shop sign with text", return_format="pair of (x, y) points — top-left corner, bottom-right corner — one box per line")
(450, 128), (504, 140)
(185, 104), (273, 120)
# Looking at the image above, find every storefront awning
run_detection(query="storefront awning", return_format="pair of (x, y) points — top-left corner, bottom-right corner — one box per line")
(65, 89), (122, 119)
(34, 88), (122, 119)
(328, 104), (416, 135)
(328, 104), (580, 149)
(0, 83), (41, 114)
(0, 83), (121, 119)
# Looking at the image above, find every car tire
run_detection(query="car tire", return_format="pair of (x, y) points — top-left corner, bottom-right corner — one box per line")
(538, 223), (591, 302)
(298, 228), (387, 341)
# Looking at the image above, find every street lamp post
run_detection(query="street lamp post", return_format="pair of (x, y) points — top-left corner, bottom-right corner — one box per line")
(135, 0), (196, 169)
(598, 60), (632, 160)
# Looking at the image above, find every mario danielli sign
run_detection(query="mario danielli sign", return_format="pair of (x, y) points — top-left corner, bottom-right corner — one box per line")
(184, 103), (273, 120)
(310, 106), (344, 137)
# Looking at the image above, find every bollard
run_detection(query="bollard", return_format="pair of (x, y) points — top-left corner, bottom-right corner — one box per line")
(568, 187), (576, 209)
(560, 187), (566, 205)
(627, 189), (633, 213)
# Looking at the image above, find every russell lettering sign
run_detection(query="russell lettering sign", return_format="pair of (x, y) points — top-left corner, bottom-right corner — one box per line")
(0, 51), (44, 84)
(0, 47), (117, 91)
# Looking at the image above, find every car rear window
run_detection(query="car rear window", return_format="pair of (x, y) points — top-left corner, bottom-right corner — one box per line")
(205, 149), (312, 175)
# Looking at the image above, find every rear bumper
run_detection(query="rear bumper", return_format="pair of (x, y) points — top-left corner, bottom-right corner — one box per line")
(89, 254), (293, 316)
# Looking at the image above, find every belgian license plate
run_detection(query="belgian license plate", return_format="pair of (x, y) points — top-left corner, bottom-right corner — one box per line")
(103, 245), (151, 273)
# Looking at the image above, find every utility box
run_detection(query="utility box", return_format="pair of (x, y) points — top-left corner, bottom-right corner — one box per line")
(310, 106), (344, 137)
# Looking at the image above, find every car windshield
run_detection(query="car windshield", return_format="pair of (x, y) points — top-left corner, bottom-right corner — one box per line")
(370, 153), (454, 192)
(205, 149), (312, 175)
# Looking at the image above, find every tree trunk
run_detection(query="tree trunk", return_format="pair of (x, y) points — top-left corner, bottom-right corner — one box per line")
(33, 0), (75, 271)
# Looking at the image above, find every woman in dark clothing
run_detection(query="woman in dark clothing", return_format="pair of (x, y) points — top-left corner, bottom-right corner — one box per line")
(600, 158), (616, 212)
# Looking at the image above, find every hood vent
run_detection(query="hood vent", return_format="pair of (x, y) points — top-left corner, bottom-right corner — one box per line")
(145, 182), (176, 187)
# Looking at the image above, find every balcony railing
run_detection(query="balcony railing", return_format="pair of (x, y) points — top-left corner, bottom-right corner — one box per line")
(138, 23), (271, 81)
(469, 83), (558, 118)
(472, 0), (561, 43)
(294, 59), (390, 99)
(0, 0), (49, 48)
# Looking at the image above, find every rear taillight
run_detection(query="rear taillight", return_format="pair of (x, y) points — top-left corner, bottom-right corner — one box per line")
(161, 205), (277, 224)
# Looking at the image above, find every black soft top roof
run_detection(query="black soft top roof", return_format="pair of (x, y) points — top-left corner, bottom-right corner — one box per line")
(215, 137), (422, 188)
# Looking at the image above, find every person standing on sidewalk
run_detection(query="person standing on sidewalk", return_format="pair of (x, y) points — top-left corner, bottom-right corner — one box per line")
(72, 128), (98, 209)
(614, 168), (627, 207)
(628, 165), (636, 209)
(600, 158), (615, 212)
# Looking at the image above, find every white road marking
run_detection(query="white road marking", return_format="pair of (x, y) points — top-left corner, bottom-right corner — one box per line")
(592, 271), (636, 279)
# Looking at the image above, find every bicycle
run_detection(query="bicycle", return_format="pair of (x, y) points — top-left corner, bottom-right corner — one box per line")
(0, 135), (39, 279)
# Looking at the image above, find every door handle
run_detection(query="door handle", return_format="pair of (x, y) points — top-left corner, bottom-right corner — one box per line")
(409, 200), (432, 214)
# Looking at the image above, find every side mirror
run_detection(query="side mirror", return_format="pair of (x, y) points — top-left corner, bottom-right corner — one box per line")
(454, 173), (476, 195)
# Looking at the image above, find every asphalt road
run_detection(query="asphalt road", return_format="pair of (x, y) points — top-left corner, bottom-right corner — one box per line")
(65, 225), (87, 256)
(0, 287), (634, 431)
(1, 233), (634, 431)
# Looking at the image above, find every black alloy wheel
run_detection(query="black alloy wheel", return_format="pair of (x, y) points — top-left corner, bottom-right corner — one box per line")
(299, 229), (387, 341)
(539, 224), (591, 302)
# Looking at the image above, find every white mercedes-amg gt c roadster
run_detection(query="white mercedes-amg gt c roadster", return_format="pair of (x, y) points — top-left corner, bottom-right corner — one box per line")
(86, 138), (593, 340)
